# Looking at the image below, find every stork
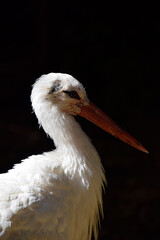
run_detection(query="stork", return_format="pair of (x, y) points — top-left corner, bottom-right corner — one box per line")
(0, 73), (148, 240)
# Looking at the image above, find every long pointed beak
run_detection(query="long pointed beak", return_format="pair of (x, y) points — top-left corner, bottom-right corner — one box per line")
(78, 102), (148, 153)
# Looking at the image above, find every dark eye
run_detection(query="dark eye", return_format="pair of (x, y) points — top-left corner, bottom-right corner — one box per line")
(63, 90), (80, 100)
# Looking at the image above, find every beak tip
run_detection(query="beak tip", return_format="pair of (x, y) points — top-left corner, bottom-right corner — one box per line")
(142, 148), (149, 154)
(138, 144), (149, 154)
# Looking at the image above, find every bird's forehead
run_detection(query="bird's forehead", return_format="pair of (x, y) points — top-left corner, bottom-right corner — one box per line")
(33, 73), (85, 97)
(62, 78), (83, 91)
(50, 73), (84, 91)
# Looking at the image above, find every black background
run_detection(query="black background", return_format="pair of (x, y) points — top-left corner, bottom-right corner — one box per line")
(0, 1), (160, 239)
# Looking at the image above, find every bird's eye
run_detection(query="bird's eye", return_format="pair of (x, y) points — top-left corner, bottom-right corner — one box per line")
(63, 90), (80, 100)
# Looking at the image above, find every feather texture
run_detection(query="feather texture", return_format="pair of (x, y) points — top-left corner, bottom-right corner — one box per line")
(0, 73), (106, 240)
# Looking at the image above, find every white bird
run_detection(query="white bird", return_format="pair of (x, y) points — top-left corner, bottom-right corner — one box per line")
(0, 73), (148, 240)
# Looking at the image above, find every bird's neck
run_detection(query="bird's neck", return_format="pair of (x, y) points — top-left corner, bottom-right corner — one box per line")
(36, 102), (104, 184)
(39, 103), (90, 148)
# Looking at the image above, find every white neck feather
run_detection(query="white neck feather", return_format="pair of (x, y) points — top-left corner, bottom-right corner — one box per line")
(36, 100), (89, 147)
(34, 100), (105, 184)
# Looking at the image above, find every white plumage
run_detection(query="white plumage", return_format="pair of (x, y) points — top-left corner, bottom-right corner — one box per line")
(0, 73), (147, 240)
(0, 73), (105, 240)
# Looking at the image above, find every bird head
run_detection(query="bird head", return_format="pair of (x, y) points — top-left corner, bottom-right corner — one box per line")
(31, 73), (148, 153)
(31, 73), (88, 115)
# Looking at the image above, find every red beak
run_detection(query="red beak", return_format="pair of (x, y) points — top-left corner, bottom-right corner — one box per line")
(78, 102), (148, 153)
